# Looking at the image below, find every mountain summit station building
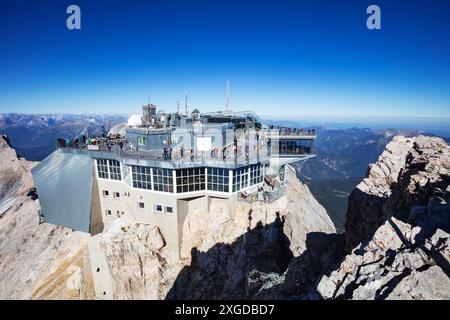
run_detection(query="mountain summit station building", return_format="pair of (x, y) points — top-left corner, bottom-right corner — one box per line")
(32, 104), (316, 261)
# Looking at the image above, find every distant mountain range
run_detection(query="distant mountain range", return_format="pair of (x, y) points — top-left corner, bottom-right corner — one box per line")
(1, 113), (447, 233)
(0, 113), (127, 161)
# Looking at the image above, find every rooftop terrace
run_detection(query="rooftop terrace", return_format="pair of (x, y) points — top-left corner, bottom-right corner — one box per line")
(56, 126), (316, 169)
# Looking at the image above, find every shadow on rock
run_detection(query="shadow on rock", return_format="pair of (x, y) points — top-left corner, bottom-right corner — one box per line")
(255, 232), (345, 299)
(166, 214), (294, 300)
(166, 212), (345, 300)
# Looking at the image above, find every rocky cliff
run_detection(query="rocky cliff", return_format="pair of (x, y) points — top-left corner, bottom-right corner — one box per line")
(344, 136), (416, 251)
(0, 135), (93, 299)
(317, 136), (450, 300)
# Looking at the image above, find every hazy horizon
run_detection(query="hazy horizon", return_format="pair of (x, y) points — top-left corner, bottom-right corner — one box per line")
(2, 112), (449, 137)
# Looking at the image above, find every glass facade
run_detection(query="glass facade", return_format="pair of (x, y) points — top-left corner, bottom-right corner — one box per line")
(233, 166), (249, 192)
(131, 165), (152, 190)
(207, 167), (230, 192)
(232, 164), (264, 192)
(176, 167), (205, 193)
(153, 168), (174, 193)
(100, 161), (264, 194)
(108, 160), (122, 180)
(96, 159), (109, 179)
(250, 164), (263, 185)
(278, 139), (313, 155)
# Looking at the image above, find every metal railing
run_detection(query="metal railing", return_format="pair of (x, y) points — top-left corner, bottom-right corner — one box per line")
(57, 139), (271, 166)
(56, 133), (317, 168)
(239, 184), (286, 204)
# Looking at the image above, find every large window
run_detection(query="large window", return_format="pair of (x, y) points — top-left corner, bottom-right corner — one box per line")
(109, 160), (122, 180)
(129, 166), (173, 192)
(176, 168), (205, 193)
(131, 165), (152, 190)
(207, 167), (229, 192)
(153, 168), (174, 192)
(279, 139), (313, 155)
(97, 159), (109, 179)
(250, 164), (263, 185)
(233, 166), (249, 192)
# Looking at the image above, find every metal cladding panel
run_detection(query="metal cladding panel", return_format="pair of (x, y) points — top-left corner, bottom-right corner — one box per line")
(31, 151), (94, 233)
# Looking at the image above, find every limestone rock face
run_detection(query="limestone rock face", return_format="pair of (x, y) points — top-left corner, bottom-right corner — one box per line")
(283, 165), (336, 256)
(345, 136), (415, 251)
(0, 136), (93, 299)
(318, 219), (450, 300)
(0, 135), (30, 215)
(318, 135), (450, 300)
(96, 222), (180, 299)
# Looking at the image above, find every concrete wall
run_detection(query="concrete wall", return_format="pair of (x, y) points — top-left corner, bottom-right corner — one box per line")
(90, 175), (104, 235)
(87, 235), (114, 299)
(176, 195), (210, 256)
(96, 177), (181, 260)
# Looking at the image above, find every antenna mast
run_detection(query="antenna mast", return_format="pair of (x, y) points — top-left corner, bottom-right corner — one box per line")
(176, 101), (180, 114)
(184, 91), (188, 116)
(226, 80), (230, 111)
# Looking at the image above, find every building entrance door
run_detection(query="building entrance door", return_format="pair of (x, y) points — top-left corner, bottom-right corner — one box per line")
(240, 170), (247, 189)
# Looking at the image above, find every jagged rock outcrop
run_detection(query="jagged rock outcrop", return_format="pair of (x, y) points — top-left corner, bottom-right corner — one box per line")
(318, 135), (450, 300)
(95, 222), (180, 299)
(0, 135), (30, 215)
(345, 136), (415, 252)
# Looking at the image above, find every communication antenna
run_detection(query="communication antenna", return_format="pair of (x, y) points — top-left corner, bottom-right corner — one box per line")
(176, 101), (180, 114)
(184, 91), (188, 115)
(226, 80), (230, 111)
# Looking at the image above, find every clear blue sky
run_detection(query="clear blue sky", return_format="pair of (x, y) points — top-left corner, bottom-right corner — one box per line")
(0, 0), (449, 118)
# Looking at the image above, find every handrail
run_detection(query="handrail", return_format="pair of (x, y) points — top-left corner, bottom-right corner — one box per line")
(239, 184), (286, 204)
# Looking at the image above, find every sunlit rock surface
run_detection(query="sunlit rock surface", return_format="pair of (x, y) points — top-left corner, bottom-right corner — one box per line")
(318, 136), (450, 300)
